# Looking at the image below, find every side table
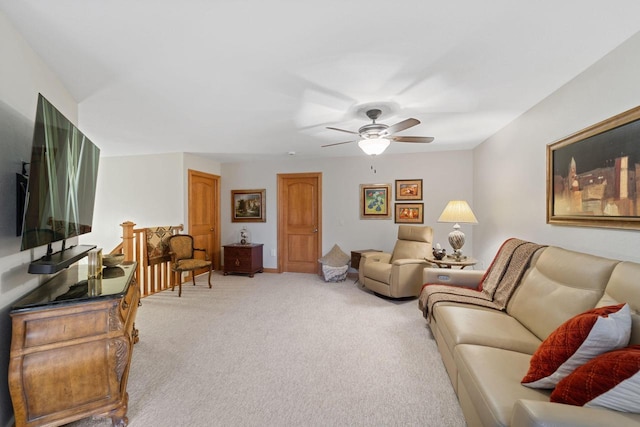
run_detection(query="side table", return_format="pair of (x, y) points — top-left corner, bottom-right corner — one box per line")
(350, 249), (382, 284)
(350, 249), (382, 271)
(425, 255), (477, 269)
(223, 243), (264, 277)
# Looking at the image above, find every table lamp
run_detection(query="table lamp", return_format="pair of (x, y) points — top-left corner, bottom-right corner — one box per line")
(437, 200), (478, 260)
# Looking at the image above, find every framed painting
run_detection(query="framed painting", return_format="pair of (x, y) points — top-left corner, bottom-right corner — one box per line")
(360, 184), (391, 219)
(395, 203), (424, 224)
(231, 189), (266, 222)
(547, 105), (640, 230)
(395, 179), (423, 200)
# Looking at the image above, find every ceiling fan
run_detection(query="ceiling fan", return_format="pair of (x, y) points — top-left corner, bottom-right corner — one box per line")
(323, 108), (434, 155)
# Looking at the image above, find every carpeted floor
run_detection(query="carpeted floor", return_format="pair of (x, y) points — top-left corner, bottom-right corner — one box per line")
(67, 272), (465, 426)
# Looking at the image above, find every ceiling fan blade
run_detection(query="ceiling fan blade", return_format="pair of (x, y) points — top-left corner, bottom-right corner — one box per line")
(321, 140), (357, 148)
(391, 136), (434, 143)
(381, 118), (420, 136)
(326, 126), (360, 135)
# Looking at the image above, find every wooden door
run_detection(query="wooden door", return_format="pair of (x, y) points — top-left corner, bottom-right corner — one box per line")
(188, 170), (221, 272)
(277, 173), (322, 273)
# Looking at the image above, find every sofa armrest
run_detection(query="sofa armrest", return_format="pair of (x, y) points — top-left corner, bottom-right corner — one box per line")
(422, 267), (484, 289)
(511, 399), (640, 427)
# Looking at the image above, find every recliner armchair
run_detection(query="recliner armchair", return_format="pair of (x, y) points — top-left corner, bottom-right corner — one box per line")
(358, 225), (433, 298)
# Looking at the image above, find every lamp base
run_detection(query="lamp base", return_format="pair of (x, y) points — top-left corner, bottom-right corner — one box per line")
(447, 227), (467, 261)
(448, 228), (465, 250)
(447, 252), (467, 261)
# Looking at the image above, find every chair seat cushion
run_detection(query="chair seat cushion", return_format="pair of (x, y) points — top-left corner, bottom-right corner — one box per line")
(175, 259), (211, 271)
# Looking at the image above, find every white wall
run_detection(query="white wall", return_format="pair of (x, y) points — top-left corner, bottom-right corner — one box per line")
(473, 31), (640, 265)
(80, 153), (184, 252)
(0, 12), (79, 427)
(80, 152), (222, 252)
(221, 150), (475, 269)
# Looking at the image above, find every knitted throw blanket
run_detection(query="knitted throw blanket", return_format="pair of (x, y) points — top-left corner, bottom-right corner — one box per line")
(419, 238), (546, 321)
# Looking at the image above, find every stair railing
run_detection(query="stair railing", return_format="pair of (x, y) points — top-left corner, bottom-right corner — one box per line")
(110, 221), (184, 297)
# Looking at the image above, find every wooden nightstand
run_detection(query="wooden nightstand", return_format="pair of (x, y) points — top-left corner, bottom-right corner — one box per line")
(223, 243), (264, 277)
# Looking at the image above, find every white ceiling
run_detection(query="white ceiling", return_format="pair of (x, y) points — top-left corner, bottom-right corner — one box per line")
(2, 1), (640, 162)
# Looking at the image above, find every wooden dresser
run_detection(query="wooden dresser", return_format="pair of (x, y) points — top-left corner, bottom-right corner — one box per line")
(8, 262), (139, 427)
(223, 243), (263, 277)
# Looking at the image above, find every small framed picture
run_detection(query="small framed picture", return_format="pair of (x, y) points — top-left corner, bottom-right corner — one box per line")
(395, 179), (423, 200)
(360, 184), (392, 219)
(395, 203), (424, 224)
(231, 189), (266, 222)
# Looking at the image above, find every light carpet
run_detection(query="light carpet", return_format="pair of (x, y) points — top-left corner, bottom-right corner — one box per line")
(68, 272), (465, 426)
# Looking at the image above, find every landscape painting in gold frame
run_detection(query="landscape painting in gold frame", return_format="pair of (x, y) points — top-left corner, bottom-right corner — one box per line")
(395, 179), (423, 200)
(547, 105), (640, 230)
(231, 189), (266, 223)
(360, 184), (391, 219)
(395, 203), (424, 224)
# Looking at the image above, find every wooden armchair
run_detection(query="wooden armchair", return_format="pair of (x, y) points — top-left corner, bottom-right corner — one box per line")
(168, 234), (213, 297)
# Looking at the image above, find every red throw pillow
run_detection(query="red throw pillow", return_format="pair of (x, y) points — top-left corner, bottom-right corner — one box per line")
(522, 304), (631, 389)
(550, 345), (640, 412)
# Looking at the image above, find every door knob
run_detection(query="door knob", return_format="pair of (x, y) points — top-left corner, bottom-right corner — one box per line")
(313, 228), (318, 233)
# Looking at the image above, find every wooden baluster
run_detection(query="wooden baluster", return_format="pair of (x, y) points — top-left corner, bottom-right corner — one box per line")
(121, 221), (136, 262)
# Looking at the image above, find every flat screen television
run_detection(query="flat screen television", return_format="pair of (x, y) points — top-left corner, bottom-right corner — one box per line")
(20, 94), (100, 273)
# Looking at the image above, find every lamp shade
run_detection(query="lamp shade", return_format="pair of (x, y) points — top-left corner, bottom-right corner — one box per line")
(437, 200), (478, 224)
(358, 138), (390, 155)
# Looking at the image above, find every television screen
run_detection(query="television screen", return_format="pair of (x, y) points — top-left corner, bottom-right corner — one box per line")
(20, 94), (100, 251)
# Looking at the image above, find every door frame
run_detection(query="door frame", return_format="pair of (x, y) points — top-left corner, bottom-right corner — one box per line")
(188, 169), (221, 270)
(277, 172), (322, 273)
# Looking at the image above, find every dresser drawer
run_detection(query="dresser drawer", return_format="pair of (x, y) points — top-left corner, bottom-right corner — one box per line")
(23, 308), (110, 348)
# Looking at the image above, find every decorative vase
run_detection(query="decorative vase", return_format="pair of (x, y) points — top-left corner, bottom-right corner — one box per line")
(239, 227), (250, 245)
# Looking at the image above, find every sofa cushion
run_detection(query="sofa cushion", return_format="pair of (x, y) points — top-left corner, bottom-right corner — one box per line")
(522, 304), (631, 389)
(435, 305), (542, 356)
(550, 345), (640, 412)
(507, 246), (620, 341)
(454, 344), (551, 427)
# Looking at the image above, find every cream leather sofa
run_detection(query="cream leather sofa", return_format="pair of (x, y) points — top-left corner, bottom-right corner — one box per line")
(422, 245), (640, 427)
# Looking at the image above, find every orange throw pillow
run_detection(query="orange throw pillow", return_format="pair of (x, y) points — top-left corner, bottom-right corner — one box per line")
(522, 304), (631, 389)
(550, 345), (640, 412)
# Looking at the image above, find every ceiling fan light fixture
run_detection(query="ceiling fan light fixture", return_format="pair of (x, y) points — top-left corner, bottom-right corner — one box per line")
(358, 137), (390, 155)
